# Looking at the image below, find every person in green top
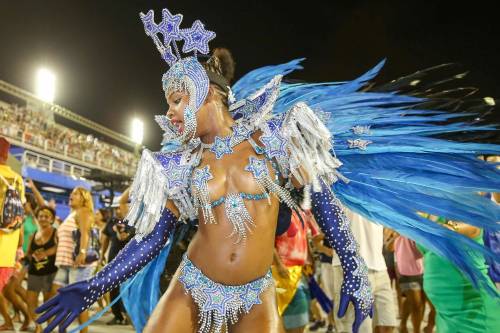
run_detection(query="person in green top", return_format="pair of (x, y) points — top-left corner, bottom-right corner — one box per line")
(22, 193), (39, 253)
(418, 214), (500, 333)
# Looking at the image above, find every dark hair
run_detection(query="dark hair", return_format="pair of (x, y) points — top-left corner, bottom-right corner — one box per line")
(35, 205), (56, 220)
(202, 48), (235, 107)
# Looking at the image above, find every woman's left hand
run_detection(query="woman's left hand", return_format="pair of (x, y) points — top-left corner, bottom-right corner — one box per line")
(74, 253), (86, 266)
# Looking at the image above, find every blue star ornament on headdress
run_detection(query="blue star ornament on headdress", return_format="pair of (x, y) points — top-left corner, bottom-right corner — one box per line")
(139, 10), (159, 36)
(159, 8), (183, 45)
(180, 20), (216, 55)
(140, 8), (217, 143)
(140, 9), (178, 66)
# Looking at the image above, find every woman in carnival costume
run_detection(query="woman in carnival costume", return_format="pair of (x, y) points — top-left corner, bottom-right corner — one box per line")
(36, 7), (500, 333)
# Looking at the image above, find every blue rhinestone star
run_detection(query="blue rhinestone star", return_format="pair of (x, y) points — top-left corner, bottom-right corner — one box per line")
(155, 152), (181, 168)
(161, 45), (178, 66)
(261, 131), (287, 158)
(245, 157), (268, 178)
(241, 283), (264, 312)
(201, 283), (236, 313)
(179, 265), (197, 289)
(180, 20), (216, 55)
(192, 166), (213, 189)
(231, 124), (250, 142)
(210, 136), (233, 159)
(161, 157), (190, 188)
(158, 8), (183, 45)
(139, 10), (159, 36)
(235, 98), (259, 120)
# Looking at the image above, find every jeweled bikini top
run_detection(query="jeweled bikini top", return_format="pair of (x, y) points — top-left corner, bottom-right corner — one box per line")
(192, 123), (297, 243)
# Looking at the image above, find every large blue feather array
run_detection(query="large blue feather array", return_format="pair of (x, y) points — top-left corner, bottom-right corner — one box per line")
(233, 59), (500, 295)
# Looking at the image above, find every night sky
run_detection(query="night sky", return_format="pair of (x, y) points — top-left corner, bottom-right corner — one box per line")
(1, 0), (499, 149)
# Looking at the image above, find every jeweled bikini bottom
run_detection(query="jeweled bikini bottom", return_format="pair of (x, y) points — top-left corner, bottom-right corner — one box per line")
(178, 254), (273, 333)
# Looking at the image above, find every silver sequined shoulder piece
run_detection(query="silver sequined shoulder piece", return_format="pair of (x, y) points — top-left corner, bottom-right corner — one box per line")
(257, 102), (349, 192)
(126, 148), (198, 239)
(153, 149), (198, 219)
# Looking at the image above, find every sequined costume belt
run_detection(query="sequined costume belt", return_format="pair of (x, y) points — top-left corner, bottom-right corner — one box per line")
(178, 254), (273, 333)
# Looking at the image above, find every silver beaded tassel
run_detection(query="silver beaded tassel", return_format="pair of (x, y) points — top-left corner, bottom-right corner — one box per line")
(255, 174), (299, 211)
(198, 303), (239, 333)
(224, 193), (255, 243)
(192, 166), (217, 225)
(245, 157), (299, 211)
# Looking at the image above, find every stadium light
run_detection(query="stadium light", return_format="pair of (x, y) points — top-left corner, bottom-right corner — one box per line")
(35, 68), (56, 103)
(131, 118), (144, 145)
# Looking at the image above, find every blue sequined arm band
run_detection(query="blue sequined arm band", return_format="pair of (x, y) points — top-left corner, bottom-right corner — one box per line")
(310, 180), (373, 329)
(82, 208), (177, 310)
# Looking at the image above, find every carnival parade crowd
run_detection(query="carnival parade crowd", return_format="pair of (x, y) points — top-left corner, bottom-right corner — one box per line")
(1, 134), (499, 332)
(0, 103), (137, 176)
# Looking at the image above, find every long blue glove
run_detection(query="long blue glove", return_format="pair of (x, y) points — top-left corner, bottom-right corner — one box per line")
(310, 180), (374, 333)
(36, 208), (177, 333)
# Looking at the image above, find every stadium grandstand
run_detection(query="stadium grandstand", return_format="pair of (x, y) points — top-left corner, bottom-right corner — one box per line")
(0, 79), (138, 219)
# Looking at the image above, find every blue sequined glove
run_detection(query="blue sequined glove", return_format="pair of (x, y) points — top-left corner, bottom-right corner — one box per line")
(36, 208), (177, 333)
(310, 180), (374, 333)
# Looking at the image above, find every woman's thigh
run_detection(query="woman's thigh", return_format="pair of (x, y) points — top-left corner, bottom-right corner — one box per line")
(230, 285), (285, 333)
(143, 271), (198, 333)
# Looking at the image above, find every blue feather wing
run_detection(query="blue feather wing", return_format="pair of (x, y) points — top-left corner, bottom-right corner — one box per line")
(232, 59), (500, 295)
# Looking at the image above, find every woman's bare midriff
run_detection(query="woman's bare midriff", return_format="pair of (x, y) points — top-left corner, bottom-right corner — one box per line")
(186, 140), (280, 285)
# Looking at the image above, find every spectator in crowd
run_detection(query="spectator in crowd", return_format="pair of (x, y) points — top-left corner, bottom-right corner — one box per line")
(0, 137), (29, 331)
(94, 209), (109, 233)
(383, 228), (398, 288)
(26, 206), (58, 333)
(394, 235), (424, 333)
(0, 103), (138, 177)
(94, 208), (111, 312)
(26, 179), (48, 210)
(274, 209), (320, 333)
(52, 187), (95, 333)
(2, 194), (39, 329)
(4, 193), (40, 328)
(100, 188), (133, 325)
(22, 194), (39, 254)
(0, 230), (30, 331)
(332, 209), (397, 333)
(418, 213), (500, 333)
(309, 232), (335, 333)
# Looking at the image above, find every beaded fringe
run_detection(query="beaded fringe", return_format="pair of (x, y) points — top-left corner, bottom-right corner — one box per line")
(125, 150), (171, 240)
(272, 102), (348, 190)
